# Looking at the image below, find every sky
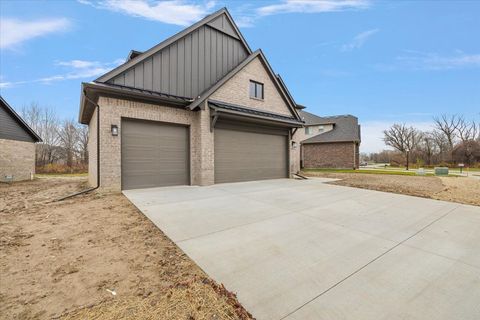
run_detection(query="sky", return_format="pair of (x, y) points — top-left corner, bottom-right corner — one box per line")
(1, 0), (479, 153)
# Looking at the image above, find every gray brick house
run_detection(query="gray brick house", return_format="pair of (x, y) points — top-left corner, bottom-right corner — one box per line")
(79, 8), (304, 191)
(0, 96), (42, 182)
(293, 105), (361, 169)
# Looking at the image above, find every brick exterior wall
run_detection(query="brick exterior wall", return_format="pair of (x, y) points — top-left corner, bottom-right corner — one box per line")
(302, 142), (357, 169)
(210, 56), (298, 175)
(210, 57), (293, 117)
(88, 57), (302, 190)
(291, 125), (334, 174)
(87, 108), (98, 187)
(0, 138), (35, 181)
(88, 97), (213, 191)
(355, 142), (360, 168)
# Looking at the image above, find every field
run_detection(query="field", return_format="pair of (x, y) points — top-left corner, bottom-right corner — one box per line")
(0, 177), (252, 320)
(303, 170), (480, 206)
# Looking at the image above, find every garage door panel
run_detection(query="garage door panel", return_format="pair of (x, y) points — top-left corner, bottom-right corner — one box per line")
(121, 119), (189, 190)
(214, 124), (288, 183)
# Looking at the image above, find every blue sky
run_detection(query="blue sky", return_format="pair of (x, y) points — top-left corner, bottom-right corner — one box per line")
(1, 0), (479, 152)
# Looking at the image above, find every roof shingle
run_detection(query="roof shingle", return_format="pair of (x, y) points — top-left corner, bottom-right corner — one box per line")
(299, 110), (360, 144)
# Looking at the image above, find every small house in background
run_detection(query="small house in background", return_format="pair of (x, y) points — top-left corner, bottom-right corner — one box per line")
(0, 96), (42, 182)
(293, 105), (361, 169)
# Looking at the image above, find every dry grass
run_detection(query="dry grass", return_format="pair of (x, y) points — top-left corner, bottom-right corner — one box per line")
(0, 177), (253, 320)
(303, 171), (480, 206)
(62, 277), (250, 320)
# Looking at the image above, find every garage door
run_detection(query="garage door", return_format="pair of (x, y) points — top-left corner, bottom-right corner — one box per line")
(121, 119), (189, 190)
(214, 120), (288, 183)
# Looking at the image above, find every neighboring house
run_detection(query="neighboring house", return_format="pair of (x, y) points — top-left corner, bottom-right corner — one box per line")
(0, 96), (42, 181)
(292, 105), (361, 169)
(79, 8), (303, 191)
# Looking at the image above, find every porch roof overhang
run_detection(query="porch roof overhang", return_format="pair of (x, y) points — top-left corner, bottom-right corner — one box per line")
(208, 100), (304, 129)
(78, 82), (193, 124)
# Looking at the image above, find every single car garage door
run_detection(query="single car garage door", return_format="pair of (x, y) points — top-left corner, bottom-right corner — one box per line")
(214, 120), (289, 183)
(121, 119), (189, 190)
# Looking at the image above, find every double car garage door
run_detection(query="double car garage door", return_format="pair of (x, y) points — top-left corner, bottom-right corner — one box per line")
(121, 118), (288, 190)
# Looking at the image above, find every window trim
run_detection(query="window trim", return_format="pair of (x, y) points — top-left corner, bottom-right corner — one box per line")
(249, 80), (264, 100)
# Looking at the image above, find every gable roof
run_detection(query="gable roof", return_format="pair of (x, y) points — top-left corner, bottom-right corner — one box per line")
(95, 7), (251, 83)
(0, 96), (42, 142)
(302, 113), (360, 144)
(188, 49), (301, 121)
(127, 50), (143, 61)
(299, 110), (337, 125)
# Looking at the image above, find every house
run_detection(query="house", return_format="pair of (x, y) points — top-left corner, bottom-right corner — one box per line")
(0, 96), (42, 182)
(78, 8), (303, 191)
(292, 105), (361, 169)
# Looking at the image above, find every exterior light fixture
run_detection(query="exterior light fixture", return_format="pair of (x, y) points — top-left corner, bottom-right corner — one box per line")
(111, 125), (119, 136)
(292, 141), (297, 149)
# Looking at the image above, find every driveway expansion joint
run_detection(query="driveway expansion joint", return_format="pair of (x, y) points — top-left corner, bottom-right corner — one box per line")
(279, 204), (460, 320)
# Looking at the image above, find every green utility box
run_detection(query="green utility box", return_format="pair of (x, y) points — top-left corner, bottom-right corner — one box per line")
(434, 167), (449, 176)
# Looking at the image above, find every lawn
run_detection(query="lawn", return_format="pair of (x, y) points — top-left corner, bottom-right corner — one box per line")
(0, 176), (252, 319)
(303, 168), (435, 176)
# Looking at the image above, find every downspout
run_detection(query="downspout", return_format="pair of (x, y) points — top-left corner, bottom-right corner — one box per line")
(56, 90), (100, 201)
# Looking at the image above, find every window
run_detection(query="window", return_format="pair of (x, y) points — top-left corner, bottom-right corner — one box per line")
(249, 80), (264, 100)
(319, 126), (324, 133)
(305, 127), (311, 135)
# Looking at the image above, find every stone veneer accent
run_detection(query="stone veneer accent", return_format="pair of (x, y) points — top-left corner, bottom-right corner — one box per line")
(302, 142), (358, 169)
(210, 57), (293, 117)
(0, 138), (35, 181)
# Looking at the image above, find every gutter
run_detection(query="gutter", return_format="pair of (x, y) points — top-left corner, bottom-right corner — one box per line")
(57, 90), (100, 201)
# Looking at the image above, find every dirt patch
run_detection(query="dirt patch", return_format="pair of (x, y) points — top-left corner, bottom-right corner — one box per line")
(0, 177), (252, 320)
(434, 177), (480, 206)
(303, 172), (480, 206)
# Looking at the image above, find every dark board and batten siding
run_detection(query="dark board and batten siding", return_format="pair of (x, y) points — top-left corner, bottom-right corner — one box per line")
(108, 25), (248, 98)
(0, 106), (35, 142)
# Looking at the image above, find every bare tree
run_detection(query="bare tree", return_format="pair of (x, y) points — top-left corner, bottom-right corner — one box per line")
(22, 102), (60, 166)
(433, 114), (461, 160)
(383, 124), (421, 170)
(456, 119), (479, 164)
(419, 131), (438, 165)
(57, 119), (78, 169)
(21, 102), (42, 135)
(431, 129), (449, 162)
(77, 124), (89, 164)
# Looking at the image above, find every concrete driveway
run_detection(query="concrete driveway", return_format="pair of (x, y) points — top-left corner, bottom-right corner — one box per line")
(124, 178), (480, 320)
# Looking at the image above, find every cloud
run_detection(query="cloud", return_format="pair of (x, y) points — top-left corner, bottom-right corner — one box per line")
(341, 28), (379, 52)
(0, 59), (124, 88)
(360, 120), (434, 153)
(257, 0), (371, 16)
(396, 51), (480, 70)
(0, 18), (71, 49)
(79, 0), (216, 26)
